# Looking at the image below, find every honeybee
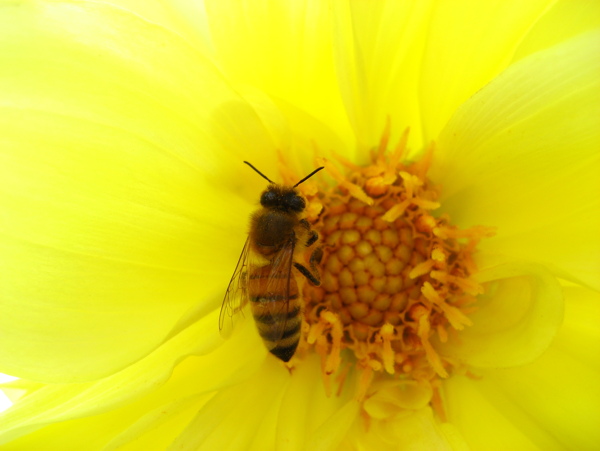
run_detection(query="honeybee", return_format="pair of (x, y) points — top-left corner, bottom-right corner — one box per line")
(220, 161), (324, 362)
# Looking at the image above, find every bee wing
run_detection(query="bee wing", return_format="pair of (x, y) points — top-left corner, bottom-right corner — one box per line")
(219, 236), (251, 338)
(261, 235), (297, 350)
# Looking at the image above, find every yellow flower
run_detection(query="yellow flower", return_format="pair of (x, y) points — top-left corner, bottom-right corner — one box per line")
(1, 1), (599, 450)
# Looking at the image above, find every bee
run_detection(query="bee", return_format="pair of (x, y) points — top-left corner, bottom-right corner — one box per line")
(220, 161), (324, 362)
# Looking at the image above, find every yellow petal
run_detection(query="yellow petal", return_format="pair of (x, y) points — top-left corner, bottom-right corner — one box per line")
(332, 0), (434, 153)
(513, 0), (600, 61)
(479, 285), (600, 449)
(448, 284), (600, 451)
(277, 354), (354, 451)
(444, 375), (555, 450)
(168, 358), (288, 450)
(554, 285), (600, 372)
(363, 381), (432, 420)
(345, 407), (461, 451)
(0, 393), (206, 451)
(103, 395), (207, 451)
(0, 311), (215, 445)
(306, 399), (360, 451)
(94, 0), (215, 54)
(204, 0), (353, 152)
(419, 0), (554, 141)
(234, 85), (349, 177)
(0, 1), (271, 381)
(435, 260), (564, 368)
(0, 379), (37, 406)
(0, 311), (265, 448)
(432, 30), (600, 290)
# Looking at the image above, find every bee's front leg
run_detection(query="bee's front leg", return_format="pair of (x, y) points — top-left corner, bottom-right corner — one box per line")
(299, 219), (319, 247)
(295, 220), (322, 286)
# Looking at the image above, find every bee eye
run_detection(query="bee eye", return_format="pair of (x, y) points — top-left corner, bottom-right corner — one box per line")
(287, 194), (305, 212)
(261, 190), (277, 206)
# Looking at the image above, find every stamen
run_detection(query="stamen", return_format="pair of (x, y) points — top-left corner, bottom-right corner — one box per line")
(317, 157), (374, 206)
(377, 323), (396, 374)
(418, 312), (448, 378)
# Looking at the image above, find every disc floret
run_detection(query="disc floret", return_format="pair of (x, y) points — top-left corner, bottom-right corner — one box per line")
(294, 128), (494, 402)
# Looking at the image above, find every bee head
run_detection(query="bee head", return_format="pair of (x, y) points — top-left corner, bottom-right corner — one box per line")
(261, 185), (306, 212)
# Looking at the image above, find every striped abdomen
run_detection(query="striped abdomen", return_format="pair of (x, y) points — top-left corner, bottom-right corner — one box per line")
(248, 264), (302, 362)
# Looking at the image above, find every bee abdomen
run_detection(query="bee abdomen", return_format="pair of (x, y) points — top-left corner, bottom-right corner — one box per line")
(250, 299), (302, 363)
(257, 315), (301, 341)
(248, 263), (303, 362)
(250, 293), (298, 302)
(262, 315), (301, 362)
(252, 304), (301, 324)
(270, 340), (300, 362)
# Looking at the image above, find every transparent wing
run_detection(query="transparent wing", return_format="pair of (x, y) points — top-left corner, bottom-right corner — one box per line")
(261, 235), (297, 350)
(219, 236), (250, 338)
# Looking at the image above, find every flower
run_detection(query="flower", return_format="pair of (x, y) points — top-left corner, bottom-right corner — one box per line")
(1, 0), (599, 449)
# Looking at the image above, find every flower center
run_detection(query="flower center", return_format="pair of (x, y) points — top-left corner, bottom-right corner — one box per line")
(289, 127), (493, 401)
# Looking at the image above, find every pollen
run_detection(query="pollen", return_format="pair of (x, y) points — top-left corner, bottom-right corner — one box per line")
(292, 126), (494, 405)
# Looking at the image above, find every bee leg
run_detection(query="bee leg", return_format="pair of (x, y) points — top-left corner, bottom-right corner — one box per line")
(300, 219), (319, 247)
(305, 230), (318, 247)
(294, 247), (322, 286)
(310, 246), (323, 265)
(294, 262), (320, 286)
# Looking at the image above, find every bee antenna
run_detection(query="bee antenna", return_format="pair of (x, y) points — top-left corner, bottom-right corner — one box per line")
(294, 166), (325, 187)
(244, 161), (274, 184)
